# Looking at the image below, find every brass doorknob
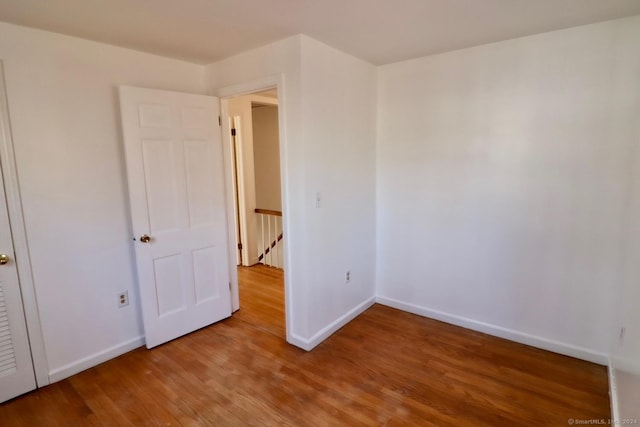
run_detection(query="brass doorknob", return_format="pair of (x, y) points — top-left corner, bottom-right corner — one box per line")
(0, 254), (9, 265)
(139, 234), (151, 243)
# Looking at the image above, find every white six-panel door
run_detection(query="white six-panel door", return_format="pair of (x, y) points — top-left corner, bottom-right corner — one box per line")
(119, 87), (231, 348)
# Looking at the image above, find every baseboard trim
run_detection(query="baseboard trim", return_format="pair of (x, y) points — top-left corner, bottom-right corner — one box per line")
(287, 296), (376, 351)
(376, 296), (607, 365)
(609, 359), (620, 425)
(48, 336), (145, 383)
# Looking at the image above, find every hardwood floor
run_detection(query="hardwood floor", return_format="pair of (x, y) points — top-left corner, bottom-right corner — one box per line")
(234, 265), (285, 338)
(1, 265), (609, 426)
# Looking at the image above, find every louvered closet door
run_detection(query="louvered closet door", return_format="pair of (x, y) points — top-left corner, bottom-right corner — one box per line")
(0, 162), (36, 402)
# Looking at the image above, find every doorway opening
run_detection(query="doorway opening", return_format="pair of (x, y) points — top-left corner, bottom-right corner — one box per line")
(223, 88), (285, 338)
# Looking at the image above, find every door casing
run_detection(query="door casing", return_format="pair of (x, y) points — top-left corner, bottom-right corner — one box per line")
(216, 75), (295, 344)
(0, 60), (49, 386)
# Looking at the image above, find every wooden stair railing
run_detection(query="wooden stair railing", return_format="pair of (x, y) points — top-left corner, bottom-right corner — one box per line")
(257, 233), (284, 262)
(254, 208), (282, 217)
(255, 209), (283, 268)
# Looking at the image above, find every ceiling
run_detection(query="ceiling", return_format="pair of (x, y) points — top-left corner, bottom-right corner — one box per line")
(1, 0), (639, 65)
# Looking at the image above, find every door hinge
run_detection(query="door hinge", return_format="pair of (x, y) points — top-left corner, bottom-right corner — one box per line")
(231, 128), (236, 136)
(229, 282), (232, 292)
(237, 242), (243, 250)
(218, 115), (221, 126)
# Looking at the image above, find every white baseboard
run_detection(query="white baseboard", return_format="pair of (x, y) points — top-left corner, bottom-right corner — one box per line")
(48, 336), (145, 383)
(609, 359), (620, 426)
(286, 333), (310, 350)
(287, 296), (376, 351)
(376, 296), (607, 365)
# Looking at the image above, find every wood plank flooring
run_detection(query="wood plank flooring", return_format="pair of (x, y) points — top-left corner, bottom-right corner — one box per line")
(234, 265), (285, 338)
(0, 264), (610, 426)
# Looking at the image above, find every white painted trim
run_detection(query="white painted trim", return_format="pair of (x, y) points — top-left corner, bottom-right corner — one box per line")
(218, 110), (241, 311)
(609, 359), (620, 426)
(215, 75), (282, 100)
(215, 74), (299, 349)
(376, 295), (608, 365)
(290, 297), (376, 351)
(232, 115), (251, 267)
(48, 336), (144, 383)
(0, 61), (50, 386)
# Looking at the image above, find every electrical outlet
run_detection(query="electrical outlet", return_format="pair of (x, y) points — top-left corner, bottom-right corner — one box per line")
(118, 291), (129, 308)
(345, 270), (351, 284)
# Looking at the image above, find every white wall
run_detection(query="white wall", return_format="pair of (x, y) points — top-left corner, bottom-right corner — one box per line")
(4, 12), (635, 399)
(252, 105), (281, 212)
(0, 22), (206, 380)
(376, 16), (640, 364)
(207, 35), (377, 347)
(299, 36), (377, 340)
(609, 17), (640, 419)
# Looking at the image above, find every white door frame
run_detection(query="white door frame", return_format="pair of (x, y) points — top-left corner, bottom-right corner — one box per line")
(215, 74), (294, 343)
(228, 113), (251, 267)
(228, 94), (279, 268)
(0, 61), (49, 386)
(230, 115), (244, 266)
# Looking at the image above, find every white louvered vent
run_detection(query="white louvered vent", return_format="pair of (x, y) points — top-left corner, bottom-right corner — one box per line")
(0, 284), (17, 378)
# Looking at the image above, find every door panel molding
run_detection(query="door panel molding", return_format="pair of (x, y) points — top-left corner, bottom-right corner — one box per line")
(120, 86), (232, 349)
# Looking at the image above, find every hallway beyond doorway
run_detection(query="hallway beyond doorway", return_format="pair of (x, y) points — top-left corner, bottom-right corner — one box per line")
(235, 265), (284, 338)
